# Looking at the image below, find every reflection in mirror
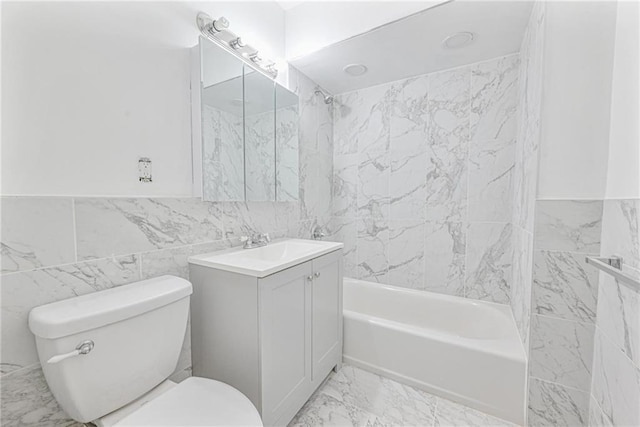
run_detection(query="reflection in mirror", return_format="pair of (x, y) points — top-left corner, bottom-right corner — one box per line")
(201, 39), (245, 201)
(275, 85), (299, 201)
(198, 36), (299, 202)
(244, 69), (276, 202)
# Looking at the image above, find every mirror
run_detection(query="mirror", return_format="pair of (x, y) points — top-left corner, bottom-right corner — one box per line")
(200, 39), (245, 201)
(199, 37), (299, 202)
(244, 68), (276, 201)
(275, 84), (299, 201)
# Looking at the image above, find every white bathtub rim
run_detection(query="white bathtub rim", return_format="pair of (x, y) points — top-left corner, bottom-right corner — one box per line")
(343, 309), (526, 363)
(343, 356), (526, 426)
(343, 277), (528, 359)
(344, 277), (513, 314)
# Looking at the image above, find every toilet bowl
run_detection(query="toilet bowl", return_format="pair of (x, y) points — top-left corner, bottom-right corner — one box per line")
(28, 275), (262, 426)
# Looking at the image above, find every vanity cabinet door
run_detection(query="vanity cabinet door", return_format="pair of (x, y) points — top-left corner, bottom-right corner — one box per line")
(259, 261), (312, 426)
(311, 250), (342, 383)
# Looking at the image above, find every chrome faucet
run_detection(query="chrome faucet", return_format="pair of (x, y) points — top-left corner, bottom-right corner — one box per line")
(312, 226), (326, 240)
(241, 232), (271, 249)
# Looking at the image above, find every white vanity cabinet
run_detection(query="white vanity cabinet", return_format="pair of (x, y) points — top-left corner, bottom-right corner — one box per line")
(189, 244), (343, 427)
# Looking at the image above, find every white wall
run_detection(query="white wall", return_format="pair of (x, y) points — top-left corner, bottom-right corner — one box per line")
(536, 1), (617, 200)
(605, 0), (640, 200)
(284, 1), (446, 60)
(1, 1), (285, 197)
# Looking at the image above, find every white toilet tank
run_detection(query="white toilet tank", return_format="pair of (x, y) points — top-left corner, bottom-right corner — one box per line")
(28, 275), (192, 423)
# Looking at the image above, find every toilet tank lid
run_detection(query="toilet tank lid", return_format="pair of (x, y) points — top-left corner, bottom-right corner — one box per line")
(29, 275), (193, 339)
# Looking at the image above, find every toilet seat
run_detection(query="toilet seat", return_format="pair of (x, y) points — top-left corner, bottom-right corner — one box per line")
(116, 377), (263, 426)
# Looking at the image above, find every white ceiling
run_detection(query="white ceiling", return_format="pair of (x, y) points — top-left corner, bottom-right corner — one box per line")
(290, 0), (534, 94)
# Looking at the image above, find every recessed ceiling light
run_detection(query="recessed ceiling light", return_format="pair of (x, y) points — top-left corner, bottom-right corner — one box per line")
(343, 64), (368, 76)
(442, 32), (475, 49)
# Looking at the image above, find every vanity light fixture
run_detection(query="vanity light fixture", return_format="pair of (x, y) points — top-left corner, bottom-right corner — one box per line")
(248, 52), (262, 63)
(211, 17), (229, 33)
(229, 37), (245, 50)
(196, 12), (277, 78)
(343, 63), (368, 76)
(442, 32), (475, 49)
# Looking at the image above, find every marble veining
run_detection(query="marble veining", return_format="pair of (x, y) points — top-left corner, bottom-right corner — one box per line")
(534, 200), (603, 254)
(425, 67), (469, 223)
(357, 151), (389, 220)
(465, 222), (513, 304)
(1, 255), (140, 374)
(595, 272), (640, 370)
(528, 377), (590, 427)
(389, 149), (427, 221)
(590, 328), (640, 427)
(389, 75), (429, 153)
(0, 364), (83, 427)
(388, 220), (425, 289)
(74, 198), (224, 260)
(529, 314), (595, 391)
(1, 197), (76, 274)
(290, 365), (515, 427)
(510, 227), (533, 354)
(424, 221), (466, 297)
(601, 199), (640, 271)
(532, 250), (599, 323)
(357, 218), (389, 283)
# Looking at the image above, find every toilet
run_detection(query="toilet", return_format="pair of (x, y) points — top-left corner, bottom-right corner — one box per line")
(28, 275), (263, 426)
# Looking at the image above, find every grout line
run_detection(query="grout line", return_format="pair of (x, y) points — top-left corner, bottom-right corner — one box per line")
(532, 312), (596, 327)
(528, 375), (590, 394)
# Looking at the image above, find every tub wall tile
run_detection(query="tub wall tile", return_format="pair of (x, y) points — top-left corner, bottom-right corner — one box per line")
(595, 273), (640, 366)
(357, 151), (389, 220)
(591, 328), (640, 427)
(532, 250), (599, 323)
(388, 220), (425, 289)
(356, 218), (389, 283)
(467, 137), (516, 223)
(425, 67), (470, 224)
(333, 84), (392, 155)
(528, 377), (590, 427)
(589, 395), (613, 427)
(600, 199), (640, 271)
(389, 75), (429, 153)
(470, 54), (520, 145)
(1, 197), (76, 273)
(534, 200), (603, 254)
(424, 221), (466, 297)
(529, 314), (595, 391)
(332, 154), (358, 218)
(465, 222), (513, 304)
(389, 149), (427, 221)
(510, 226), (533, 354)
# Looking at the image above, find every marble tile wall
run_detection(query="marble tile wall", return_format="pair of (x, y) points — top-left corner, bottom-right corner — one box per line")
(510, 0), (545, 356)
(331, 53), (520, 305)
(0, 66), (333, 425)
(527, 200), (602, 426)
(589, 199), (640, 427)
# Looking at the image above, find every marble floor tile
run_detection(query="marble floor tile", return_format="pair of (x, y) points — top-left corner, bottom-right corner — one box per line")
(434, 397), (516, 427)
(290, 392), (385, 427)
(291, 365), (516, 427)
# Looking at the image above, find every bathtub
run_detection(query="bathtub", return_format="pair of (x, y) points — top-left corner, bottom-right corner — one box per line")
(343, 278), (527, 425)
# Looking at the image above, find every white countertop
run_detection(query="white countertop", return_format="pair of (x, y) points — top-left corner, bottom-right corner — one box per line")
(188, 238), (344, 278)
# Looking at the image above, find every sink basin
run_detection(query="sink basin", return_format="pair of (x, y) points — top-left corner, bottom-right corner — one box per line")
(188, 238), (344, 277)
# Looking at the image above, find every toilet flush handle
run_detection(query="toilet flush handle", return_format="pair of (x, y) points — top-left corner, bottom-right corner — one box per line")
(47, 340), (94, 364)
